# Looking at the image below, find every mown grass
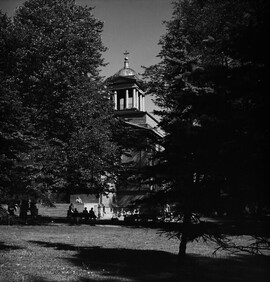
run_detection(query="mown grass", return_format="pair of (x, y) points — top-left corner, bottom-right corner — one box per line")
(0, 223), (269, 281)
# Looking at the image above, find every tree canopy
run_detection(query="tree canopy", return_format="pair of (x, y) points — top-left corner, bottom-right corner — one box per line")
(143, 0), (270, 257)
(0, 0), (120, 203)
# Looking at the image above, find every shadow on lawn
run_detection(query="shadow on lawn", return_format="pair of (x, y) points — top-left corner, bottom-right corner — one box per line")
(0, 241), (24, 251)
(29, 240), (270, 282)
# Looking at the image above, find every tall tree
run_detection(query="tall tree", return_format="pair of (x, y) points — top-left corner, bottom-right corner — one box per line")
(0, 11), (33, 202)
(143, 0), (270, 258)
(0, 0), (120, 203)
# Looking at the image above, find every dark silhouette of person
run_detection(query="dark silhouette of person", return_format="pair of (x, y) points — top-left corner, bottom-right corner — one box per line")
(89, 208), (97, 220)
(68, 203), (74, 217)
(30, 201), (38, 218)
(8, 203), (16, 216)
(82, 207), (89, 222)
(20, 200), (29, 219)
(73, 208), (79, 224)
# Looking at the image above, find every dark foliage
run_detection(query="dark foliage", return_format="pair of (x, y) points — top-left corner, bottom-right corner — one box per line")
(0, 0), (120, 203)
(143, 0), (270, 257)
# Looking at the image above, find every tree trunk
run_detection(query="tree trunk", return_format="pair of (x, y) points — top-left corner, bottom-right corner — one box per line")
(178, 211), (191, 259)
(179, 230), (188, 258)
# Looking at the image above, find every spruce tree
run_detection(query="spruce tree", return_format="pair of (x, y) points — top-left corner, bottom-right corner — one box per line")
(143, 0), (270, 257)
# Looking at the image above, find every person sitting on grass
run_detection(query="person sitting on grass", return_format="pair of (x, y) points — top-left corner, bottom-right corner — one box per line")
(89, 208), (97, 220)
(73, 208), (79, 224)
(82, 207), (89, 222)
(67, 203), (74, 217)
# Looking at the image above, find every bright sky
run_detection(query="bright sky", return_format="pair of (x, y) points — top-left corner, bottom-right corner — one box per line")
(0, 0), (173, 115)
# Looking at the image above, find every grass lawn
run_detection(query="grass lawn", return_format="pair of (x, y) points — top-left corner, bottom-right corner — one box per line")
(0, 223), (269, 281)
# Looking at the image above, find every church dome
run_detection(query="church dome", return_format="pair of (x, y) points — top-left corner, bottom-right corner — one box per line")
(114, 67), (139, 79)
(110, 55), (140, 81)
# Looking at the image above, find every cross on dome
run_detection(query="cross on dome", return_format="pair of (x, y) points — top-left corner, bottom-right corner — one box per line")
(123, 50), (130, 68)
(109, 51), (139, 79)
(123, 50), (130, 57)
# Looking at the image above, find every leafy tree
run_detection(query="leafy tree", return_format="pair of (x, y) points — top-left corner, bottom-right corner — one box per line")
(143, 0), (270, 258)
(0, 11), (33, 202)
(0, 0), (120, 204)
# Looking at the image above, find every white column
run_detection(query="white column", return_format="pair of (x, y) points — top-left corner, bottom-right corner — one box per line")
(142, 95), (145, 111)
(139, 94), (142, 111)
(132, 88), (136, 108)
(136, 90), (139, 109)
(125, 89), (129, 109)
(114, 91), (117, 110)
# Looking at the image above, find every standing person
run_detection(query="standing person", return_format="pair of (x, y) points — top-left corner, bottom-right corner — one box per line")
(30, 201), (38, 218)
(20, 199), (29, 223)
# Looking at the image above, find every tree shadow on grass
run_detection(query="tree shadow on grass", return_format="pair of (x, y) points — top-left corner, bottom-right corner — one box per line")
(0, 241), (24, 251)
(25, 276), (51, 282)
(29, 240), (270, 282)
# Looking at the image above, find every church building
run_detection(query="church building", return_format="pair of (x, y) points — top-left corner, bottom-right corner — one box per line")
(71, 54), (163, 219)
(106, 54), (164, 216)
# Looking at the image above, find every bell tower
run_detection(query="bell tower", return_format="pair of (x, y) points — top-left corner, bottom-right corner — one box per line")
(106, 53), (163, 137)
(107, 52), (145, 112)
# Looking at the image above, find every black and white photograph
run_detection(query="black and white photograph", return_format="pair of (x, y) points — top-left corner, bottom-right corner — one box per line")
(0, 0), (269, 281)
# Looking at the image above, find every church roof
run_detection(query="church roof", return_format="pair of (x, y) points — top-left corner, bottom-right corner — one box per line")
(113, 67), (139, 80)
(107, 55), (141, 83)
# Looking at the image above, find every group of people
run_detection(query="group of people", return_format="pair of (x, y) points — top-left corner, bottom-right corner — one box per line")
(8, 200), (38, 219)
(68, 203), (97, 223)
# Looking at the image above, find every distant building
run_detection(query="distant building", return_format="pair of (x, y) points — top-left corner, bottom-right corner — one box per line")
(70, 193), (114, 219)
(70, 54), (164, 219)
